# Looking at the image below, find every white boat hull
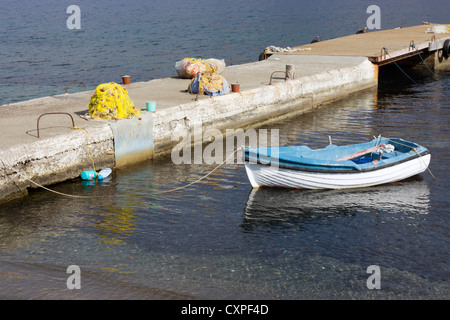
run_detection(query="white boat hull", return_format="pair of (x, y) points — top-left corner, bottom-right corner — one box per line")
(244, 154), (431, 189)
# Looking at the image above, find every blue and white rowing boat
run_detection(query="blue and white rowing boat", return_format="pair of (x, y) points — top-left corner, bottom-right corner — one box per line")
(243, 137), (431, 189)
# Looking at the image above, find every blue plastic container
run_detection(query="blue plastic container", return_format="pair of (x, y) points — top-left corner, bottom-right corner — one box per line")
(81, 170), (96, 180)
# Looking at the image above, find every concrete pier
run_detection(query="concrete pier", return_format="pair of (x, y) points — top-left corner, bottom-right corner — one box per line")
(279, 24), (450, 69)
(0, 24), (448, 203)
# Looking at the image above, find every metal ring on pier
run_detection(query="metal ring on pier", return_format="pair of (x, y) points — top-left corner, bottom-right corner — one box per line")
(65, 81), (86, 94)
(37, 112), (75, 138)
(269, 71), (287, 85)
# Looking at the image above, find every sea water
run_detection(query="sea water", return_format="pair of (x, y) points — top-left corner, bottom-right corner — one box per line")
(0, 0), (449, 300)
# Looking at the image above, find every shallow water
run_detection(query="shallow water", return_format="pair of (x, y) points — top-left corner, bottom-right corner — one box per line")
(0, 0), (449, 300)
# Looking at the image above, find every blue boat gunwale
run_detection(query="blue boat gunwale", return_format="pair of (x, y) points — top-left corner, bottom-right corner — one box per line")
(244, 137), (430, 174)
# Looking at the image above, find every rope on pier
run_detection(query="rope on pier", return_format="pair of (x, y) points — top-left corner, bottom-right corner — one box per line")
(383, 47), (417, 84)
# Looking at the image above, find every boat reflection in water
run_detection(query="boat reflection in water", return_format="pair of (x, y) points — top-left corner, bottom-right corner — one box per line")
(243, 176), (430, 229)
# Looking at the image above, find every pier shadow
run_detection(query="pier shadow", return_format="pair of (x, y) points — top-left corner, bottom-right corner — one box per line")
(26, 125), (77, 138)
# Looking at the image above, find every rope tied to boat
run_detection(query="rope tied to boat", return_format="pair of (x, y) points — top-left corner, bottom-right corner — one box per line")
(0, 147), (240, 199)
(381, 136), (436, 180)
(161, 148), (240, 194)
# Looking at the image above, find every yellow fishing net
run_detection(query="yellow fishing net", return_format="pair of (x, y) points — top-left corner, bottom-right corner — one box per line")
(88, 82), (141, 120)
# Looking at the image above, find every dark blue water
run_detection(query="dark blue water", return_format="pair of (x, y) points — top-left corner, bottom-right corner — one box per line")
(1, 0), (449, 104)
(0, 0), (449, 300)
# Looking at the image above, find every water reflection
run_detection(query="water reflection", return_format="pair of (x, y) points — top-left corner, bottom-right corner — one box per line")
(80, 176), (112, 187)
(261, 88), (379, 149)
(243, 176), (430, 231)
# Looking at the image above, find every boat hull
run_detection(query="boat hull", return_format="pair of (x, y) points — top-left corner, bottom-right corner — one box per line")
(244, 153), (431, 189)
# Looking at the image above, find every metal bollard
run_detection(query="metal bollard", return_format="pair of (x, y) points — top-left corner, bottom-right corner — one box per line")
(286, 64), (295, 80)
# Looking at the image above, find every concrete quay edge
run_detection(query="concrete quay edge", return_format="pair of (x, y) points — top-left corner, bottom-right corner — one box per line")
(152, 56), (377, 156)
(0, 55), (377, 203)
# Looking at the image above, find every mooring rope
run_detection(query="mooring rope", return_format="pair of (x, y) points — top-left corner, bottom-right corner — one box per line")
(0, 147), (241, 199)
(0, 158), (93, 199)
(0, 117), (138, 199)
(160, 148), (240, 194)
(380, 136), (436, 180)
(1, 134), (435, 200)
(383, 47), (418, 84)
(411, 44), (437, 76)
(71, 115), (137, 176)
(72, 114), (138, 157)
